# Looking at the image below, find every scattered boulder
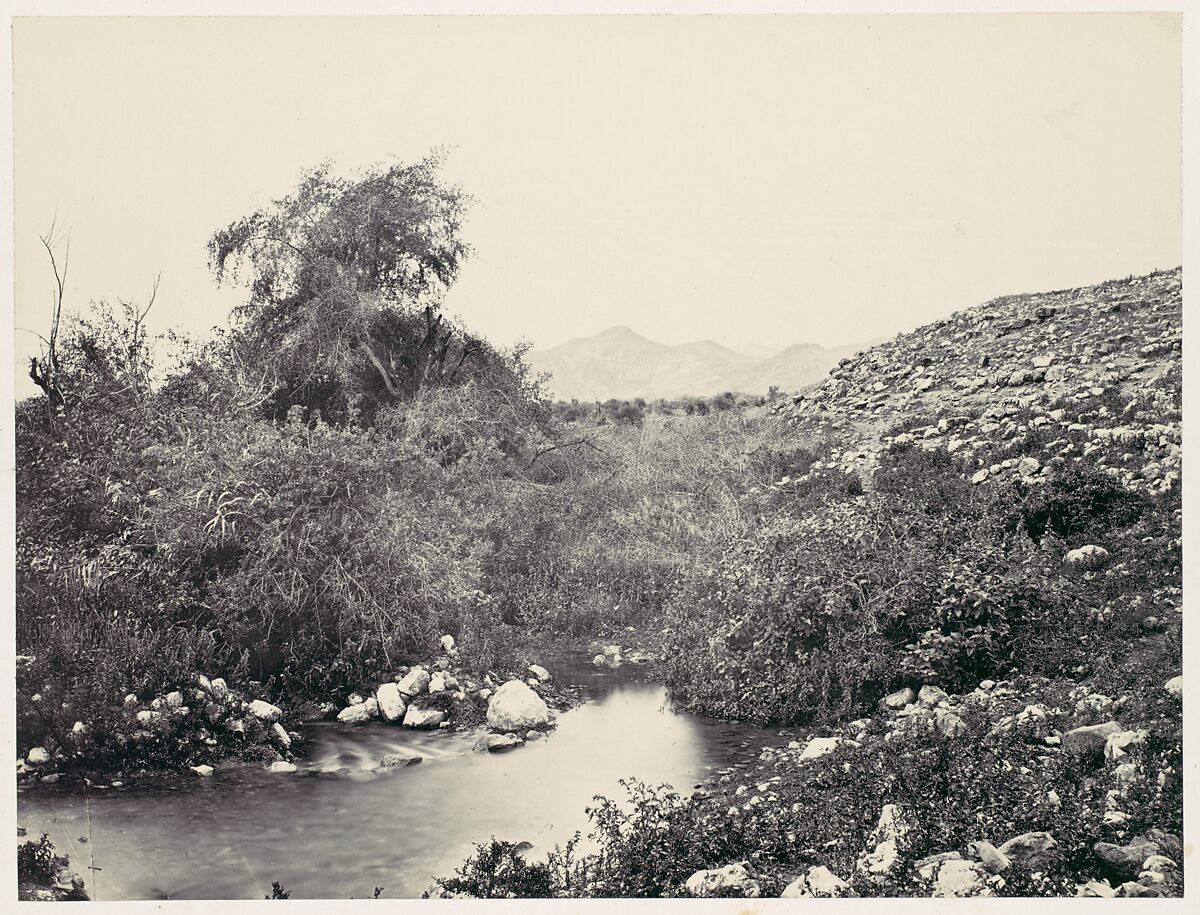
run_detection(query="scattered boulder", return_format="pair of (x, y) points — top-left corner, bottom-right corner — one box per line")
(375, 683), (407, 722)
(1065, 544), (1110, 568)
(248, 700), (283, 723)
(337, 702), (375, 724)
(439, 634), (456, 654)
(380, 751), (423, 768)
(1062, 721), (1122, 757)
(918, 685), (949, 706)
(1164, 676), (1182, 698)
(967, 840), (1011, 874)
(1103, 729), (1147, 763)
(998, 831), (1060, 871)
(474, 733), (523, 753)
(683, 863), (761, 898)
(780, 865), (851, 898)
(798, 737), (842, 762)
(527, 664), (551, 682)
(933, 859), (994, 897)
(1093, 839), (1160, 879)
(880, 687), (915, 711)
(486, 680), (550, 733)
(857, 804), (912, 879)
(190, 764), (214, 777)
(397, 666), (431, 698)
(26, 747), (50, 766)
(267, 761), (297, 774)
(271, 722), (292, 748)
(402, 706), (445, 729)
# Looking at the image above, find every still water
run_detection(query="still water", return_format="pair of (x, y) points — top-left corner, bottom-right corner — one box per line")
(17, 654), (781, 899)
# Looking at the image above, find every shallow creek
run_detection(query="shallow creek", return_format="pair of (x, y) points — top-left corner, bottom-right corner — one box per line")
(17, 653), (787, 899)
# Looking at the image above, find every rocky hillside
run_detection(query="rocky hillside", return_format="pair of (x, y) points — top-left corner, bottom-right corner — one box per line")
(528, 326), (871, 401)
(780, 267), (1182, 491)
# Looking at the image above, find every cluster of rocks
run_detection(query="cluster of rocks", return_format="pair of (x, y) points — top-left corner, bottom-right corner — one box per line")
(17, 672), (297, 782)
(687, 669), (1183, 899)
(589, 639), (657, 670)
(326, 636), (559, 762)
(776, 268), (1181, 497)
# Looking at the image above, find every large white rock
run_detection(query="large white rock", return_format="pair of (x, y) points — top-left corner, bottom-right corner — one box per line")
(248, 699), (282, 723)
(684, 863), (761, 897)
(934, 859), (993, 897)
(402, 706), (445, 729)
(26, 747), (50, 766)
(191, 764), (214, 777)
(798, 737), (842, 762)
(397, 666), (431, 698)
(337, 702), (374, 724)
(1164, 676), (1183, 698)
(486, 680), (550, 733)
(376, 682), (407, 722)
(428, 672), (448, 694)
(528, 664), (551, 682)
(267, 761), (297, 773)
(439, 634), (456, 654)
(1065, 544), (1110, 567)
(781, 865), (850, 898)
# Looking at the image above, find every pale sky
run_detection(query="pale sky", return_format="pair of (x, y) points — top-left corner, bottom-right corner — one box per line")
(12, 14), (1182, 398)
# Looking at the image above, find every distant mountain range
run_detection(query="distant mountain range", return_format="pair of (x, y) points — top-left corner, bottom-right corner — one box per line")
(527, 326), (879, 402)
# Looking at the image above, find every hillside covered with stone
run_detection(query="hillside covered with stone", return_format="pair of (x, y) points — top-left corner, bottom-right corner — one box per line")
(435, 267), (1184, 900)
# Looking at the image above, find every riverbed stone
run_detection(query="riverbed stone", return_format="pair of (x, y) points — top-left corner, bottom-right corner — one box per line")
(380, 751), (423, 768)
(486, 680), (550, 733)
(271, 722), (292, 748)
(191, 764), (214, 777)
(267, 761), (297, 774)
(337, 702), (375, 724)
(402, 706), (445, 729)
(375, 682), (407, 722)
(684, 863), (761, 897)
(474, 733), (523, 753)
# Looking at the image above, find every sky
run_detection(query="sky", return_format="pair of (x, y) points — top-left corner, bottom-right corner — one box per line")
(11, 13), (1182, 398)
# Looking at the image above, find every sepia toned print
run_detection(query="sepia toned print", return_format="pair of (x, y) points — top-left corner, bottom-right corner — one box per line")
(10, 11), (1183, 902)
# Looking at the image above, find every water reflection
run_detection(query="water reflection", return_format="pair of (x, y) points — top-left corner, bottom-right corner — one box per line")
(17, 657), (778, 899)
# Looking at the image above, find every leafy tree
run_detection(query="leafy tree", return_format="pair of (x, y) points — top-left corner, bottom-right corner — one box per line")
(209, 153), (485, 421)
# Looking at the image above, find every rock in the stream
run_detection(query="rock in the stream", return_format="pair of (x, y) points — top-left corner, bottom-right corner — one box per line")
(402, 706), (445, 729)
(375, 682), (408, 722)
(190, 764), (214, 777)
(397, 666), (431, 698)
(380, 751), (423, 768)
(684, 863), (761, 898)
(474, 733), (523, 753)
(486, 680), (550, 733)
(267, 761), (297, 774)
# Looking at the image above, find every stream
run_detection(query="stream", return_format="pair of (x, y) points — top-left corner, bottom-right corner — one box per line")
(16, 653), (787, 899)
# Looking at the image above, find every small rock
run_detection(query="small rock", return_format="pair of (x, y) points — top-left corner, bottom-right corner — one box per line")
(1104, 729), (1147, 763)
(397, 666), (431, 698)
(880, 687), (915, 710)
(191, 765), (215, 777)
(780, 865), (851, 898)
(337, 702), (374, 724)
(474, 733), (523, 753)
(933, 859), (993, 897)
(1062, 721), (1122, 757)
(1164, 676), (1182, 698)
(439, 634), (456, 653)
(267, 761), (297, 774)
(1076, 880), (1116, 897)
(967, 840), (1011, 874)
(527, 664), (551, 682)
(165, 690), (184, 709)
(918, 685), (950, 706)
(248, 699), (283, 723)
(26, 747), (50, 766)
(429, 672), (448, 694)
(380, 751), (423, 768)
(798, 737), (842, 762)
(998, 831), (1059, 871)
(1065, 544), (1110, 567)
(1093, 839), (1160, 878)
(272, 722), (292, 748)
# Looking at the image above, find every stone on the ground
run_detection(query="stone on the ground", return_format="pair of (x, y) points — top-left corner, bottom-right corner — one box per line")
(402, 705), (445, 729)
(683, 863), (761, 898)
(26, 747), (50, 766)
(267, 761), (297, 774)
(429, 672), (448, 694)
(967, 840), (1011, 874)
(1062, 721), (1122, 757)
(397, 666), (431, 698)
(1093, 839), (1160, 879)
(592, 654), (607, 668)
(881, 687), (915, 710)
(210, 678), (229, 699)
(933, 859), (993, 897)
(271, 722), (291, 748)
(1077, 880), (1116, 897)
(486, 679), (550, 733)
(1104, 729), (1147, 763)
(248, 699), (283, 723)
(190, 764), (214, 777)
(375, 682), (407, 722)
(918, 685), (950, 706)
(857, 804), (911, 878)
(440, 634), (456, 654)
(798, 737), (842, 762)
(1065, 544), (1110, 567)
(780, 865), (850, 898)
(165, 690), (185, 708)
(935, 708), (967, 738)
(528, 664), (551, 682)
(380, 751), (423, 768)
(474, 733), (523, 753)
(998, 831), (1060, 871)
(1164, 676), (1182, 698)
